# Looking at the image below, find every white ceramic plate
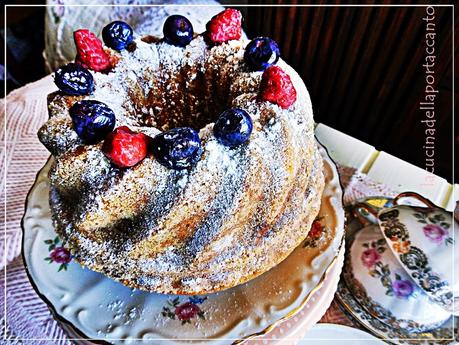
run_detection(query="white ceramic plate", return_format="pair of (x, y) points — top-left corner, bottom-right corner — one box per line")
(22, 144), (344, 344)
(56, 244), (346, 345)
(301, 323), (385, 344)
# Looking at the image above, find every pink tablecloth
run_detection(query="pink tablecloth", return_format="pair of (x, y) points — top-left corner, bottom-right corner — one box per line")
(1, 76), (395, 343)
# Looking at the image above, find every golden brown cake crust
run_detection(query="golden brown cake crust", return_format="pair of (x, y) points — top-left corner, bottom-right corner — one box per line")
(38, 34), (325, 295)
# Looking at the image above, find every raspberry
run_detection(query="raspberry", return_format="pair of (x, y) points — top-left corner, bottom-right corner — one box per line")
(259, 66), (297, 109)
(74, 29), (111, 72)
(206, 8), (242, 44)
(102, 126), (149, 168)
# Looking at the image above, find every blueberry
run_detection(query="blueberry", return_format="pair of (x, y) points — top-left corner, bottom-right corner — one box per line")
(163, 15), (194, 47)
(54, 63), (94, 96)
(69, 100), (116, 144)
(152, 127), (202, 169)
(214, 108), (253, 147)
(244, 37), (280, 71)
(102, 21), (134, 51)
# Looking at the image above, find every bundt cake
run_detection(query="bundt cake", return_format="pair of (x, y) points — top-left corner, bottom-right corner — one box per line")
(38, 9), (325, 294)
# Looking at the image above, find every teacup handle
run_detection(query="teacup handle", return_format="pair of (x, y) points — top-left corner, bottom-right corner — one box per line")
(353, 202), (379, 225)
(393, 192), (436, 208)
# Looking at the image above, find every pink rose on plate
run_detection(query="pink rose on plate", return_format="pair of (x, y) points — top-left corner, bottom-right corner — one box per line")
(361, 248), (381, 268)
(174, 302), (201, 321)
(50, 247), (72, 264)
(423, 224), (448, 244)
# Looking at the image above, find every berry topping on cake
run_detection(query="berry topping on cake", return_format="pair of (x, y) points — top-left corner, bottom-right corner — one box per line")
(54, 63), (94, 96)
(102, 21), (134, 51)
(74, 29), (111, 72)
(152, 127), (202, 170)
(214, 108), (253, 147)
(102, 126), (149, 168)
(206, 8), (242, 44)
(163, 15), (194, 47)
(244, 37), (280, 71)
(69, 100), (116, 144)
(259, 66), (297, 109)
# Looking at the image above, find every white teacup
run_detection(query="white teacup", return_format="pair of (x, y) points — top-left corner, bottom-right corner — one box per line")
(344, 224), (451, 331)
(376, 192), (458, 315)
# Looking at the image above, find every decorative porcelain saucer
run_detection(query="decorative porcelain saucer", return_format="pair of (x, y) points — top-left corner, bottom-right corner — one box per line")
(337, 279), (458, 344)
(336, 197), (458, 344)
(22, 144), (345, 344)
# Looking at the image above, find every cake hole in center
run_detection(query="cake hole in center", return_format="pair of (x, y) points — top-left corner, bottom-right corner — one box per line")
(135, 70), (235, 132)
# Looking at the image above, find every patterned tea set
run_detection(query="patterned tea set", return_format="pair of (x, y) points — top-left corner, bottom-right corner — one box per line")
(337, 192), (458, 344)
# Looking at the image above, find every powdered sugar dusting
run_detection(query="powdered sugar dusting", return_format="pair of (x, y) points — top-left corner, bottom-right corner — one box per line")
(41, 32), (323, 294)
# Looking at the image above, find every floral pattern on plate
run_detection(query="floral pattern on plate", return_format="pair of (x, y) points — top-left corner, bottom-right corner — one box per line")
(337, 280), (458, 344)
(361, 239), (414, 299)
(44, 236), (72, 271)
(303, 217), (329, 248)
(161, 296), (207, 325)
